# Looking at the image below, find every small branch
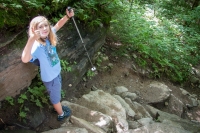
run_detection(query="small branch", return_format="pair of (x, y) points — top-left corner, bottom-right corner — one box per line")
(13, 123), (30, 129)
(0, 118), (5, 124)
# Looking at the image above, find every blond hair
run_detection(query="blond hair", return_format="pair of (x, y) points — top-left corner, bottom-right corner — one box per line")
(28, 16), (57, 46)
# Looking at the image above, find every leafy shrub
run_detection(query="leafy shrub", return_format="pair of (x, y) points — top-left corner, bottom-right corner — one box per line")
(5, 96), (14, 106)
(60, 59), (72, 72)
(108, 0), (200, 83)
(0, 0), (72, 30)
(1, 0), (124, 32)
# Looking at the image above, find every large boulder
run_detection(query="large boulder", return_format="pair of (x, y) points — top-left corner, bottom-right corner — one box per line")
(127, 123), (191, 133)
(61, 101), (113, 132)
(142, 81), (171, 104)
(0, 49), (38, 101)
(76, 90), (129, 132)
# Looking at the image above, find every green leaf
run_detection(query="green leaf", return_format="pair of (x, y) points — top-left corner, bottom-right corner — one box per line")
(35, 99), (43, 108)
(19, 111), (26, 118)
(5, 96), (14, 106)
(18, 98), (24, 104)
(20, 94), (28, 100)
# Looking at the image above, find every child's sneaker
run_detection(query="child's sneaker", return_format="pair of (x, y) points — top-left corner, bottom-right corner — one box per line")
(52, 105), (71, 114)
(62, 105), (71, 112)
(57, 110), (71, 121)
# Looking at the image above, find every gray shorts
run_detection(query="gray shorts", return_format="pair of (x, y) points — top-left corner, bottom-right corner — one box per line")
(43, 74), (62, 104)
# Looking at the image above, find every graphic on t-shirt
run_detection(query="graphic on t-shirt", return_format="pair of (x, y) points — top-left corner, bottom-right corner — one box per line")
(45, 41), (59, 67)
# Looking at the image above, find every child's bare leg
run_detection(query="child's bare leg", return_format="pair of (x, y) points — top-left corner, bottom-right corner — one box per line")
(53, 102), (63, 115)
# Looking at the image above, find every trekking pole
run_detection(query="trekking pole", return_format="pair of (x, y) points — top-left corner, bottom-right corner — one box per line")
(67, 7), (96, 71)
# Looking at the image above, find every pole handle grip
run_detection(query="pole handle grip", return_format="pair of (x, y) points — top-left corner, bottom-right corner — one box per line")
(67, 6), (73, 13)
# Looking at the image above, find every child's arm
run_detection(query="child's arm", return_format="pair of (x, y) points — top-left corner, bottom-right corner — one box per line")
(21, 29), (40, 63)
(54, 8), (74, 32)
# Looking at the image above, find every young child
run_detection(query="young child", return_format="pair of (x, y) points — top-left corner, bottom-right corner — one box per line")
(21, 8), (74, 121)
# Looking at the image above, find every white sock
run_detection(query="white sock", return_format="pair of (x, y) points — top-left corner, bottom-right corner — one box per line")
(59, 112), (64, 116)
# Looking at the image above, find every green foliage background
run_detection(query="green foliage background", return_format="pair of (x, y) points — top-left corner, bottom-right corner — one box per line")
(0, 0), (118, 30)
(0, 0), (73, 30)
(108, 0), (200, 83)
(1, 0), (200, 83)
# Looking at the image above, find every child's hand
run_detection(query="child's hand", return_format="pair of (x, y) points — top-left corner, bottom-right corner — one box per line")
(66, 8), (74, 18)
(30, 28), (40, 40)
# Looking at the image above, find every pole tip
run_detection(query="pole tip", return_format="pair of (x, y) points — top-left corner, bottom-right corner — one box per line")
(91, 67), (96, 71)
